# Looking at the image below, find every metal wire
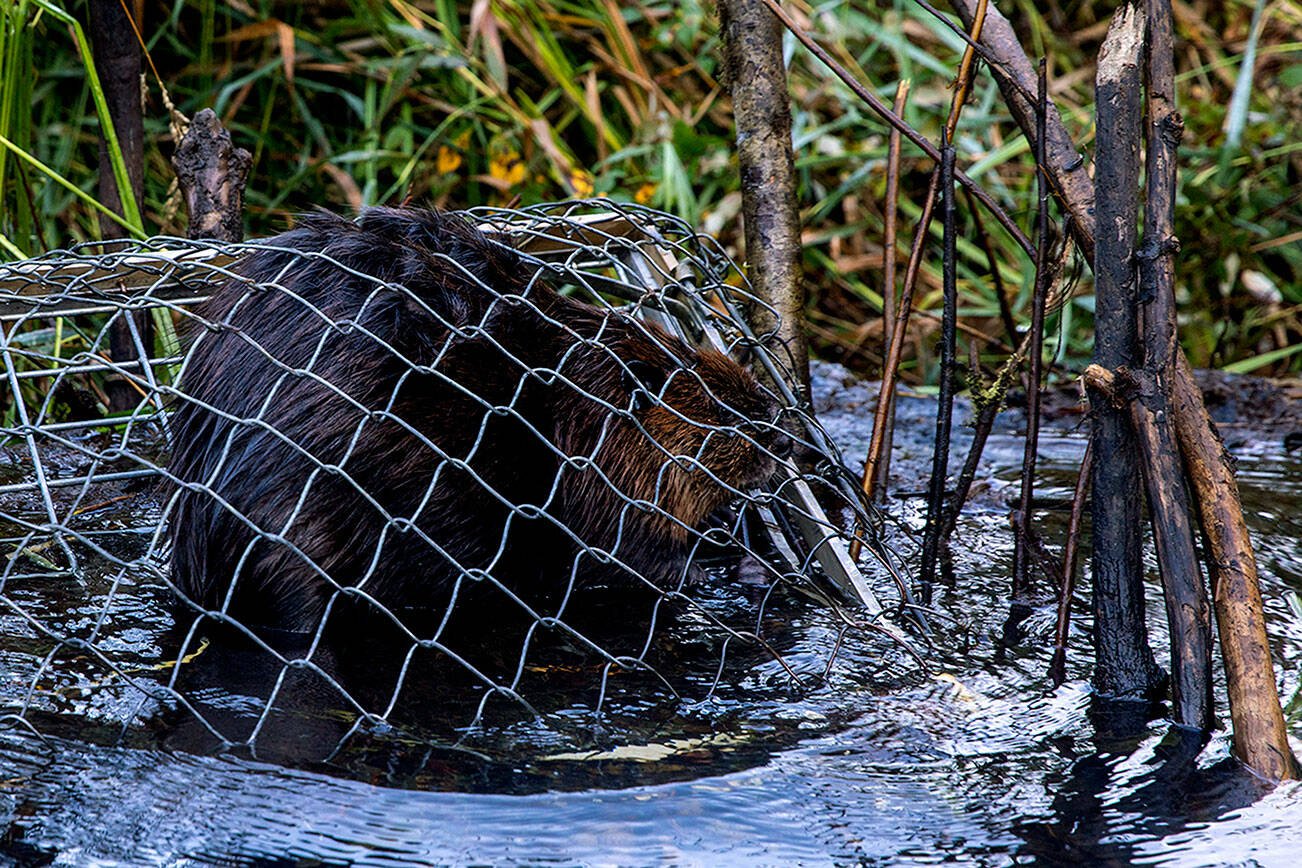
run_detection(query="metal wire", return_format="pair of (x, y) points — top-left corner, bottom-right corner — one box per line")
(0, 201), (905, 757)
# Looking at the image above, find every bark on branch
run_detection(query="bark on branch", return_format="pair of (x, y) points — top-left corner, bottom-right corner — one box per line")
(719, 0), (810, 400)
(1088, 5), (1164, 700)
(1137, 0), (1214, 731)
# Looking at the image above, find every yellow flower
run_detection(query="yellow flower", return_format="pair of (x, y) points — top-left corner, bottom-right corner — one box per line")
(436, 145), (462, 174)
(489, 151), (526, 186)
(570, 169), (595, 197)
(634, 183), (656, 205)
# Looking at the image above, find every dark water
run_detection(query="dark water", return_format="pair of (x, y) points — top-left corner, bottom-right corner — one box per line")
(3, 363), (1302, 866)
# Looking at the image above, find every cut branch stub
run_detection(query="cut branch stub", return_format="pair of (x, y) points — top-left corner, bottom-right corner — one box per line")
(172, 108), (253, 243)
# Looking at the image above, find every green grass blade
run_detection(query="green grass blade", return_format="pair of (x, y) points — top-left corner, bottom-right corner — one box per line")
(0, 132), (144, 237)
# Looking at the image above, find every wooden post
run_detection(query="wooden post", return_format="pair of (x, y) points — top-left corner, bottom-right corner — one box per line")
(87, 0), (148, 413)
(1088, 4), (1164, 699)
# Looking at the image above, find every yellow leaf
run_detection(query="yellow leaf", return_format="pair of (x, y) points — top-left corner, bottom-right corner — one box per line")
(489, 152), (525, 186)
(437, 145), (462, 174)
(570, 169), (594, 197)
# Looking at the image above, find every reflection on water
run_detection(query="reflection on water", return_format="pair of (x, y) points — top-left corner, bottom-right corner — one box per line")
(3, 363), (1302, 866)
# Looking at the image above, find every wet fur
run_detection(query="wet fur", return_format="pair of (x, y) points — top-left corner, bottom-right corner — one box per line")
(165, 207), (777, 633)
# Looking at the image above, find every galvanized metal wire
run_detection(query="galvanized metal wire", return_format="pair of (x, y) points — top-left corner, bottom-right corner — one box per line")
(0, 201), (908, 757)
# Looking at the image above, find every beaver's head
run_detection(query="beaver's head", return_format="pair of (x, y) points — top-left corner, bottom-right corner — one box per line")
(550, 319), (790, 581)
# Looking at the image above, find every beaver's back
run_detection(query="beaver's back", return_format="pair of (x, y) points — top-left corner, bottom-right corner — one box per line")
(164, 208), (778, 636)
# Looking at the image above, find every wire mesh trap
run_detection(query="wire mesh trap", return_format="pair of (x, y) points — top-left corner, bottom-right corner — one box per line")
(0, 201), (910, 758)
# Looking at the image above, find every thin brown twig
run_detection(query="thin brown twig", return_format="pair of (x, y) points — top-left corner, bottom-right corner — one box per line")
(850, 79), (909, 547)
(852, 0), (988, 556)
(1002, 58), (1051, 654)
(1049, 440), (1092, 687)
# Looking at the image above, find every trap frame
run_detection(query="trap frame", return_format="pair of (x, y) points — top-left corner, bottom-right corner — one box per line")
(0, 201), (912, 755)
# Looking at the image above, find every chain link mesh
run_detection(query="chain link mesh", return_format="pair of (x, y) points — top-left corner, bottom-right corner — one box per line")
(0, 201), (905, 758)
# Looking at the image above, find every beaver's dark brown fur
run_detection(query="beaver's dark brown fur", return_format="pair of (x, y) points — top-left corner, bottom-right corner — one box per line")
(164, 207), (784, 634)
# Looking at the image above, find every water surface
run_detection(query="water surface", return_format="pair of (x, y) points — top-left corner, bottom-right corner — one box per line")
(3, 363), (1301, 866)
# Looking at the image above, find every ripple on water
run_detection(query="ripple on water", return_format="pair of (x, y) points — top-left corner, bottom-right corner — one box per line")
(4, 365), (1302, 866)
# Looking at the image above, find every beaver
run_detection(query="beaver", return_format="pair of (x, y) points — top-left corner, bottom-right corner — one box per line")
(164, 207), (787, 636)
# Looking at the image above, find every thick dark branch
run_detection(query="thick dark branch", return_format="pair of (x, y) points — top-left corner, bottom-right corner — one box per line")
(1087, 5), (1164, 700)
(949, 0), (1096, 261)
(87, 0), (143, 241)
(1139, 0), (1212, 733)
(919, 142), (959, 602)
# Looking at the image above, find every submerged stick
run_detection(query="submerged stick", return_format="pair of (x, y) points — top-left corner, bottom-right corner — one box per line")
(937, 401), (997, 545)
(1049, 442), (1092, 687)
(1171, 355), (1299, 779)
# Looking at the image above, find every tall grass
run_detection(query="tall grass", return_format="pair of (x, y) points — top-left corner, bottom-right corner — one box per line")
(1, 0), (1299, 375)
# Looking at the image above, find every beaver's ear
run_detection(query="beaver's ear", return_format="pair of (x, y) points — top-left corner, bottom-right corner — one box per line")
(623, 359), (667, 412)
